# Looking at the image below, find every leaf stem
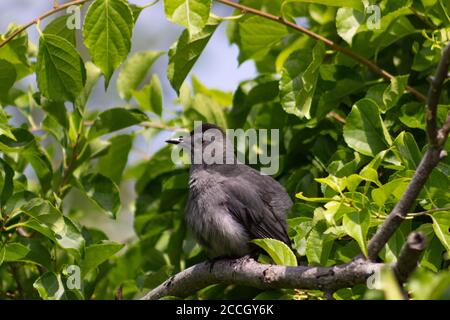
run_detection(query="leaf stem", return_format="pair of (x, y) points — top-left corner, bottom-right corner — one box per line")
(142, 0), (160, 9)
(3, 222), (26, 231)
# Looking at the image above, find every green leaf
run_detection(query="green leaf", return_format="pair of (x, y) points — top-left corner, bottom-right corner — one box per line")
(382, 75), (409, 111)
(399, 102), (425, 129)
(0, 245), (5, 266)
(336, 8), (365, 45)
(80, 241), (124, 277)
(0, 128), (53, 192)
(80, 173), (121, 219)
(40, 97), (69, 129)
(343, 99), (392, 156)
(83, 0), (134, 87)
(280, 42), (325, 119)
(133, 74), (163, 116)
(129, 4), (144, 23)
(117, 51), (164, 100)
(187, 93), (227, 129)
(283, 0), (365, 12)
(409, 268), (450, 300)
(393, 131), (422, 170)
(3, 242), (30, 261)
(192, 76), (232, 106)
(430, 211), (450, 254)
(0, 24), (31, 80)
(33, 272), (66, 300)
(376, 266), (405, 300)
(0, 59), (17, 98)
(43, 15), (76, 46)
(0, 158), (14, 208)
(36, 34), (86, 102)
(239, 16), (289, 61)
(0, 108), (15, 140)
(251, 238), (297, 266)
(21, 199), (85, 257)
(88, 108), (149, 139)
(75, 61), (102, 109)
(3, 240), (53, 270)
(168, 16), (220, 93)
(98, 134), (133, 184)
(163, 0), (211, 36)
(343, 208), (370, 257)
(306, 222), (335, 265)
(371, 178), (409, 207)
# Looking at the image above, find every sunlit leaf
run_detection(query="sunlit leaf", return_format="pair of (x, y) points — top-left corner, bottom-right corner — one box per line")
(117, 51), (164, 100)
(83, 0), (134, 87)
(163, 0), (211, 36)
(251, 238), (297, 266)
(168, 16), (220, 93)
(343, 99), (392, 156)
(36, 34), (86, 102)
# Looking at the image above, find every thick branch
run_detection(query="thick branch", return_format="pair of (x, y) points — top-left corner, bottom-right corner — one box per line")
(215, 0), (427, 102)
(140, 258), (383, 300)
(438, 113), (450, 146)
(426, 43), (450, 147)
(367, 43), (450, 261)
(394, 232), (427, 284)
(0, 0), (91, 49)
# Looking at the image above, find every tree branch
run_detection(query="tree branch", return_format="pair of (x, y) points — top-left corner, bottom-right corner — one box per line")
(367, 42), (450, 261)
(426, 43), (450, 147)
(215, 0), (427, 103)
(367, 149), (441, 260)
(0, 0), (91, 49)
(140, 258), (383, 300)
(394, 232), (427, 284)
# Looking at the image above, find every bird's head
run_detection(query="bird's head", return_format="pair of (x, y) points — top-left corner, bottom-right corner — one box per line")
(166, 123), (234, 165)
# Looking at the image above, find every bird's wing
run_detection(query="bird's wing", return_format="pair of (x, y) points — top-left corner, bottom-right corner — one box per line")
(219, 171), (292, 246)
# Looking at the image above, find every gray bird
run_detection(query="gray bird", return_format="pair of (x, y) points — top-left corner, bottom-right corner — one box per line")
(166, 123), (293, 258)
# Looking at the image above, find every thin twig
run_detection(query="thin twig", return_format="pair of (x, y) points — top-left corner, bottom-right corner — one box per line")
(426, 43), (450, 147)
(0, 0), (91, 49)
(407, 206), (450, 217)
(215, 0), (427, 103)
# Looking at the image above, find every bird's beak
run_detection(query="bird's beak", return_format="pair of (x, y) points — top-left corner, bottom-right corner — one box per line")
(165, 136), (184, 145)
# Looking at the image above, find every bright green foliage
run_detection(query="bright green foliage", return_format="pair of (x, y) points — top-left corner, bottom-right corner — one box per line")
(117, 51), (164, 101)
(164, 0), (211, 36)
(251, 238), (298, 266)
(36, 34), (86, 102)
(168, 16), (220, 93)
(343, 99), (392, 156)
(83, 0), (134, 87)
(0, 0), (449, 301)
(133, 74), (163, 116)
